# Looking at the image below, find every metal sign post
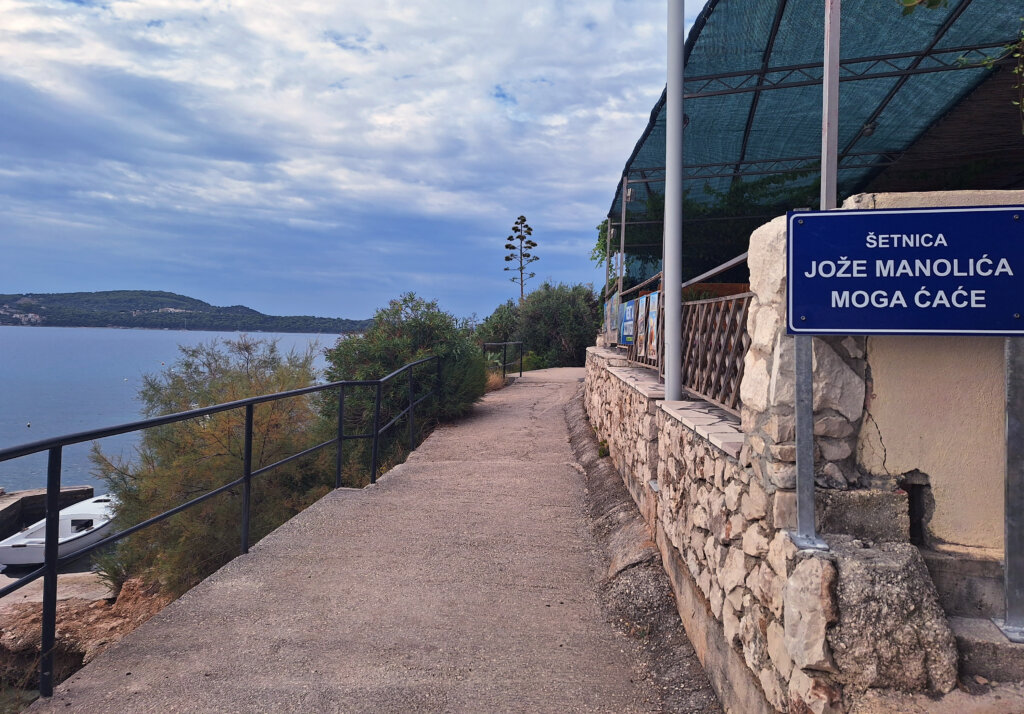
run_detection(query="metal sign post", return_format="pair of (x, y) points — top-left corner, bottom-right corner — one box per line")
(1001, 338), (1024, 642)
(792, 335), (827, 550)
(791, 0), (840, 552)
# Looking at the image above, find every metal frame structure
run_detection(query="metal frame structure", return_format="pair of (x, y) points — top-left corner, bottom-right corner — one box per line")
(608, 0), (1018, 223)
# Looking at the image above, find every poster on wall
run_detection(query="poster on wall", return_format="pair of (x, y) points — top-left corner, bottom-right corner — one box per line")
(619, 299), (636, 345)
(636, 295), (649, 358)
(611, 299), (621, 343)
(608, 299), (621, 344)
(646, 291), (659, 359)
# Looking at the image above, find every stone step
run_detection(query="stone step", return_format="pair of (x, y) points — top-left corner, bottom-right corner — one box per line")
(950, 616), (1024, 683)
(921, 548), (1004, 619)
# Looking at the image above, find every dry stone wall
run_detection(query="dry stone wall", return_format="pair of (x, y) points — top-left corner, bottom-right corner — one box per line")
(585, 349), (664, 526)
(584, 193), (979, 713)
(587, 345), (837, 713)
(741, 216), (868, 501)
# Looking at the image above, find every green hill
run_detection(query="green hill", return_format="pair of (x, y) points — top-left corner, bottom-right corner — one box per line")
(0, 291), (371, 334)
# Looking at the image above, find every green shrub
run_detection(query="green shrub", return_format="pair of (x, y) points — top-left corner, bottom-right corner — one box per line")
(517, 282), (600, 368)
(91, 337), (326, 596)
(321, 293), (486, 482)
(521, 351), (546, 372)
(476, 299), (519, 344)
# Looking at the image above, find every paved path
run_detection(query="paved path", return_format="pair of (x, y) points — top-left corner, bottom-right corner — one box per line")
(31, 369), (661, 713)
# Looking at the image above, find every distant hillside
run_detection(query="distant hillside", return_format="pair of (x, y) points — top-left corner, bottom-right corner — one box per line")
(0, 291), (372, 334)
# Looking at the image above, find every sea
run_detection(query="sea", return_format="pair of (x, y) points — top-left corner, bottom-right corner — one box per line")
(0, 326), (336, 495)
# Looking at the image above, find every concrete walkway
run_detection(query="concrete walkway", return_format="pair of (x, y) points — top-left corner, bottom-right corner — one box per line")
(30, 369), (662, 713)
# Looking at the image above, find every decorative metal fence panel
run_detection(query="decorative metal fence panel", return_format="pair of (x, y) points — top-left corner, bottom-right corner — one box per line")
(680, 292), (753, 415)
(612, 256), (753, 416)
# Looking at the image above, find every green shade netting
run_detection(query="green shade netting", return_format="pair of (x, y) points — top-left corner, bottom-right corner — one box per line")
(610, 0), (1019, 227)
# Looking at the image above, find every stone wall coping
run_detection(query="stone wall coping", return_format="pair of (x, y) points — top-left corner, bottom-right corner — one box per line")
(586, 345), (630, 368)
(606, 366), (666, 400)
(590, 345), (743, 459)
(661, 401), (743, 460)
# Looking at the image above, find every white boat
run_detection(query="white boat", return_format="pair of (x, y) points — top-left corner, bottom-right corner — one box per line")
(0, 495), (116, 566)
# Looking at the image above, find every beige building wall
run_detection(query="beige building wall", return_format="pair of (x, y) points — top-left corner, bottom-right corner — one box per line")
(857, 336), (1005, 551)
(848, 189), (1024, 554)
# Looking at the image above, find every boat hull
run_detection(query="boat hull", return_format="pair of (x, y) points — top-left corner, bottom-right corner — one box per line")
(0, 496), (115, 567)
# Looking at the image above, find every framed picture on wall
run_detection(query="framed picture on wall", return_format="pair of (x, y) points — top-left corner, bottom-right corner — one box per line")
(637, 295), (649, 358)
(646, 291), (659, 359)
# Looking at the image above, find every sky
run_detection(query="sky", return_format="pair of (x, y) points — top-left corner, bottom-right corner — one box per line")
(0, 0), (699, 321)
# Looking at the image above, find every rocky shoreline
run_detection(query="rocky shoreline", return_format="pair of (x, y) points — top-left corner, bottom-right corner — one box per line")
(0, 576), (170, 698)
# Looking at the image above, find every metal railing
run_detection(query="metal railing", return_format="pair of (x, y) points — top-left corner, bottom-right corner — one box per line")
(482, 342), (523, 381)
(0, 355), (440, 697)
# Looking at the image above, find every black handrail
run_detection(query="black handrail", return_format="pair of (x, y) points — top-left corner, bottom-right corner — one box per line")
(482, 342), (524, 381)
(0, 354), (441, 698)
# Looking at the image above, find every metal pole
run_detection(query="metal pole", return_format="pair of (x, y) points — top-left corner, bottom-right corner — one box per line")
(335, 385), (345, 488)
(519, 343), (523, 377)
(408, 367), (415, 451)
(821, 0), (841, 212)
(618, 177), (627, 298)
(241, 404), (253, 554)
(370, 382), (382, 484)
(663, 0), (685, 401)
(502, 343), (508, 382)
(606, 226), (612, 300)
(790, 0), (839, 552)
(999, 338), (1024, 641)
(435, 356), (442, 403)
(39, 446), (62, 697)
(792, 337), (825, 549)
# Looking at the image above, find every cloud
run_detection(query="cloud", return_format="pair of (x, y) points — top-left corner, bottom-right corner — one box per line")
(0, 0), (702, 317)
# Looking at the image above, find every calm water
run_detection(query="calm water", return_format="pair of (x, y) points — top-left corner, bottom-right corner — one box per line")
(0, 327), (335, 494)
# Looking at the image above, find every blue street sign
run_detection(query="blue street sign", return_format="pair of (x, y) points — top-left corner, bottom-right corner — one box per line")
(787, 205), (1024, 335)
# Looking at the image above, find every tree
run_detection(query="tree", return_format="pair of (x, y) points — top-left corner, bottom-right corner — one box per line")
(517, 282), (600, 368)
(91, 337), (325, 596)
(504, 215), (538, 304)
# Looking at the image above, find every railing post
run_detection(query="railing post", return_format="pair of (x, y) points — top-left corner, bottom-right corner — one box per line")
(408, 366), (415, 451)
(335, 385), (345, 489)
(39, 446), (62, 698)
(502, 343), (508, 382)
(519, 342), (523, 377)
(370, 382), (382, 484)
(240, 404), (253, 555)
(435, 356), (442, 403)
